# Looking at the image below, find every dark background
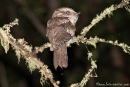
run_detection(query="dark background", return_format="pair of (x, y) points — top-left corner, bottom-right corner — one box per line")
(0, 0), (130, 87)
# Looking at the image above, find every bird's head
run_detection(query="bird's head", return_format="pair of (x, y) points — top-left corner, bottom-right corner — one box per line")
(52, 7), (79, 25)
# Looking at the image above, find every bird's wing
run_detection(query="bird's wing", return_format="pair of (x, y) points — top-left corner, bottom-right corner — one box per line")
(53, 24), (72, 45)
(47, 22), (75, 50)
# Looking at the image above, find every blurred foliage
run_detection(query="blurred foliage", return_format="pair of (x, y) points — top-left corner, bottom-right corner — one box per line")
(0, 0), (130, 87)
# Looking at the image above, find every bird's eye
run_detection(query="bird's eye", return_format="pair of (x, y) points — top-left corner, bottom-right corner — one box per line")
(66, 11), (70, 15)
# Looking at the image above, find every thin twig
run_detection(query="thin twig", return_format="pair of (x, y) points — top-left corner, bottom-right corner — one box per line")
(80, 0), (130, 37)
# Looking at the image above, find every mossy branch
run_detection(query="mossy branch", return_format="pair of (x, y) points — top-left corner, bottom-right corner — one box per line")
(0, 19), (59, 87)
(80, 0), (130, 37)
(0, 0), (130, 87)
(70, 52), (97, 87)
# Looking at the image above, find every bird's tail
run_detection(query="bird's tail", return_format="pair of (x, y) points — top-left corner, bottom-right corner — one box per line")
(53, 44), (68, 69)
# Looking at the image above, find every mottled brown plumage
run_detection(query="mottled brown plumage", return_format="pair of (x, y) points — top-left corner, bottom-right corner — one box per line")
(46, 7), (78, 69)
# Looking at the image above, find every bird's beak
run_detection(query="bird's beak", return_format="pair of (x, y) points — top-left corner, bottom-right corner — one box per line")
(77, 12), (81, 15)
(76, 12), (81, 17)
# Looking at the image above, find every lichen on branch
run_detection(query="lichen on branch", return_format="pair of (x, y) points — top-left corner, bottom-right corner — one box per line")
(0, 18), (59, 87)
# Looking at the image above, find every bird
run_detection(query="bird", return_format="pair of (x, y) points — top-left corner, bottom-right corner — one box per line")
(46, 7), (79, 69)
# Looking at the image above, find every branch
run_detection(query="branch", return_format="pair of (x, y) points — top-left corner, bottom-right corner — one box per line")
(70, 52), (97, 87)
(34, 43), (51, 54)
(80, 0), (130, 37)
(0, 19), (59, 87)
(88, 36), (130, 54)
